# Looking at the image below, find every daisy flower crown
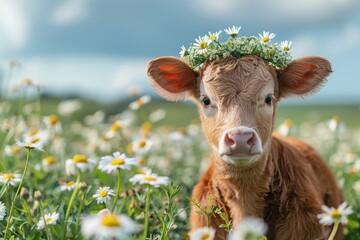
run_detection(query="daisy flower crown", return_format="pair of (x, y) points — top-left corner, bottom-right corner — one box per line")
(180, 26), (293, 69)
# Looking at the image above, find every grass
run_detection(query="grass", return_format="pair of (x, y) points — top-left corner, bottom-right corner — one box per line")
(0, 92), (359, 239)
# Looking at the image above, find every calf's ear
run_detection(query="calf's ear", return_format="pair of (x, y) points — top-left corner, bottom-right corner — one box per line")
(147, 57), (198, 101)
(278, 56), (332, 97)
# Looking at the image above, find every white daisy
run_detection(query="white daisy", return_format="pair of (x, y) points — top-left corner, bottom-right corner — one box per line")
(81, 213), (138, 239)
(179, 45), (188, 58)
(93, 187), (116, 204)
(104, 120), (130, 139)
(317, 202), (353, 226)
(280, 40), (292, 51)
(193, 36), (211, 55)
(208, 30), (222, 42)
(99, 152), (137, 174)
(65, 154), (96, 176)
(228, 217), (268, 240)
(60, 180), (77, 191)
(0, 173), (22, 186)
(328, 115), (345, 132)
(277, 119), (294, 136)
(57, 99), (82, 116)
(224, 26), (241, 38)
(4, 145), (21, 156)
(190, 226), (215, 240)
(15, 139), (44, 152)
(259, 31), (276, 43)
(37, 212), (60, 230)
(149, 109), (166, 123)
(42, 156), (58, 172)
(129, 95), (151, 110)
(43, 114), (62, 132)
(0, 201), (6, 220)
(129, 169), (170, 188)
(132, 137), (152, 154)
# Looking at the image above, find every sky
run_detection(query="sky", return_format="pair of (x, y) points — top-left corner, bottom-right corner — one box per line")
(0, 0), (360, 104)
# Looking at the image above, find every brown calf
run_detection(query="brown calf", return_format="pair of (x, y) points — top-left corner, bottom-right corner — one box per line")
(147, 55), (343, 239)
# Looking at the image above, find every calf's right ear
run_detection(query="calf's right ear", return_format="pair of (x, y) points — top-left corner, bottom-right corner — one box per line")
(147, 57), (198, 101)
(277, 56), (332, 98)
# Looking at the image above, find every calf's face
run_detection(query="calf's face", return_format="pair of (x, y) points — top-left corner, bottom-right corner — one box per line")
(148, 55), (332, 166)
(198, 56), (277, 165)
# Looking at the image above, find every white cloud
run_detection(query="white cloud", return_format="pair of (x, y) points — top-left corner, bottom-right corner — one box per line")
(111, 60), (149, 95)
(10, 56), (151, 102)
(0, 0), (28, 50)
(51, 0), (88, 25)
(325, 25), (360, 54)
(290, 36), (317, 57)
(193, 0), (359, 23)
(289, 24), (360, 58)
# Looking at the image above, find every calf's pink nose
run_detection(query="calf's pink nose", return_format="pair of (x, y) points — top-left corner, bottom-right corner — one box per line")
(224, 128), (257, 153)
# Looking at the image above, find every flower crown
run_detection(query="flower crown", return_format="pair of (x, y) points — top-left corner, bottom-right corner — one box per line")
(179, 26), (293, 69)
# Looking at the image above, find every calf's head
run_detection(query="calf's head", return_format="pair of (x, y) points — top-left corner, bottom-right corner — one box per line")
(148, 55), (331, 166)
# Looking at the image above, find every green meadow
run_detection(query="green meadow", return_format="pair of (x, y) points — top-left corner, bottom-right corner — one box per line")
(0, 94), (359, 239)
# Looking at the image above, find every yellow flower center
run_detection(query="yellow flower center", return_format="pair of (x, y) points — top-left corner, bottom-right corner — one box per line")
(46, 217), (54, 224)
(22, 78), (33, 85)
(138, 140), (147, 148)
(30, 137), (40, 144)
(138, 158), (145, 166)
(332, 115), (341, 124)
(210, 35), (216, 41)
(44, 156), (57, 165)
(127, 144), (134, 154)
(144, 176), (157, 181)
(330, 209), (341, 219)
(283, 46), (290, 51)
(283, 119), (293, 128)
(29, 129), (39, 136)
(101, 215), (121, 227)
(111, 158), (125, 165)
(66, 181), (75, 187)
(141, 122), (153, 132)
(99, 191), (108, 197)
(111, 122), (122, 132)
(73, 154), (88, 163)
(4, 173), (15, 181)
(200, 233), (210, 240)
(135, 99), (144, 106)
(262, 37), (270, 42)
(10, 146), (21, 155)
(49, 115), (59, 125)
(199, 42), (208, 49)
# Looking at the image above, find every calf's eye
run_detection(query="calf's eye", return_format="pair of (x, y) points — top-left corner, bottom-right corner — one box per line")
(202, 96), (211, 106)
(265, 96), (273, 105)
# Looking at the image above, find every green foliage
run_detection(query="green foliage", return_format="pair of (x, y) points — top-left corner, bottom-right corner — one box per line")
(0, 86), (359, 239)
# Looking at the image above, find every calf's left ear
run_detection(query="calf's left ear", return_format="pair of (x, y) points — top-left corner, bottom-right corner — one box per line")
(147, 57), (198, 101)
(278, 56), (332, 97)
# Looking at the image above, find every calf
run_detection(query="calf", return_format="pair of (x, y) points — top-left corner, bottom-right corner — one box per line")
(147, 55), (343, 239)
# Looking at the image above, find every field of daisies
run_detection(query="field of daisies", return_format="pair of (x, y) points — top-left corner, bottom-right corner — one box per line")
(0, 78), (359, 240)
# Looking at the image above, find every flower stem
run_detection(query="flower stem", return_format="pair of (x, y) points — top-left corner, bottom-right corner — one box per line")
(62, 171), (82, 239)
(142, 185), (151, 240)
(38, 201), (51, 240)
(4, 148), (31, 239)
(111, 169), (121, 213)
(75, 190), (86, 235)
(328, 220), (340, 240)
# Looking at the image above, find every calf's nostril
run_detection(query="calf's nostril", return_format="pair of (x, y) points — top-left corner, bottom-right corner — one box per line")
(247, 133), (256, 146)
(224, 133), (236, 147)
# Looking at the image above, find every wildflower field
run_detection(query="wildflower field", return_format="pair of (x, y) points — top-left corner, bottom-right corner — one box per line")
(0, 82), (360, 239)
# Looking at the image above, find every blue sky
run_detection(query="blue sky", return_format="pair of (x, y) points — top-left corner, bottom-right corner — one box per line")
(0, 0), (360, 103)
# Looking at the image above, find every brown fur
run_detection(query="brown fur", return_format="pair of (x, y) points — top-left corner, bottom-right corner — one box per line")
(147, 55), (343, 240)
